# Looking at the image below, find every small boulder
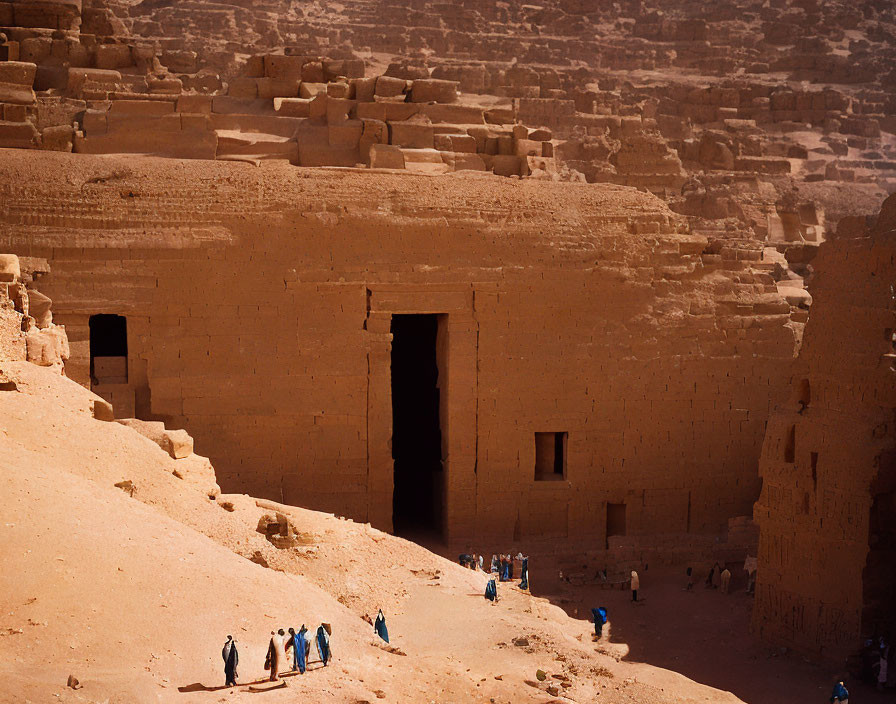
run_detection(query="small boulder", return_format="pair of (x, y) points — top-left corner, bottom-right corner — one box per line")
(115, 418), (194, 459)
(90, 397), (114, 421)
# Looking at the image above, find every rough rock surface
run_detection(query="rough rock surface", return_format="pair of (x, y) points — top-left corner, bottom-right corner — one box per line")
(753, 194), (896, 663)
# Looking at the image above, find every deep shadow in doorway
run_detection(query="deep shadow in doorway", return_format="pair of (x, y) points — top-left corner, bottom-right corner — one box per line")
(391, 314), (443, 537)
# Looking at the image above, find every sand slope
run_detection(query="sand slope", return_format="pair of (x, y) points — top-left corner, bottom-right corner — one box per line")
(0, 361), (741, 703)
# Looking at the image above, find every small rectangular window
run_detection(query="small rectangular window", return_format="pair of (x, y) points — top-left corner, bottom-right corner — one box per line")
(535, 432), (566, 481)
(606, 503), (627, 548)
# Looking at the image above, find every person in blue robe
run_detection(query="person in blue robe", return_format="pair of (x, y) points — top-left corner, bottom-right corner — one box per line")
(591, 607), (608, 638)
(485, 578), (497, 602)
(519, 556), (529, 590)
(222, 635), (238, 687)
(316, 624), (331, 666)
(374, 609), (389, 643)
(290, 625), (307, 673)
(829, 679), (849, 703)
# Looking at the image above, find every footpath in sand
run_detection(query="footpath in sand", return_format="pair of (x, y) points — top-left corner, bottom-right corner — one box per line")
(2, 360), (745, 704)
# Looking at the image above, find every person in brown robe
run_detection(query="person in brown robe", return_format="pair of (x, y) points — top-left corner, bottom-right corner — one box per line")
(266, 629), (286, 681)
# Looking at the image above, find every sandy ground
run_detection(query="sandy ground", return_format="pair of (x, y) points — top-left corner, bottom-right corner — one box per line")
(0, 361), (886, 703)
(532, 570), (895, 704)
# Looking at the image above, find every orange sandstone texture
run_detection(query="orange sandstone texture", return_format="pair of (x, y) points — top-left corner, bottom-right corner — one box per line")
(0, 150), (800, 549)
(752, 194), (896, 663)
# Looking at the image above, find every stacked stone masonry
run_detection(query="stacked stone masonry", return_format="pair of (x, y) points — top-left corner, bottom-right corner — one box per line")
(0, 150), (802, 548)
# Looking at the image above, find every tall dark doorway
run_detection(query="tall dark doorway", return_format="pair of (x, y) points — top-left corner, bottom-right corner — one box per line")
(391, 314), (443, 536)
(89, 314), (128, 386)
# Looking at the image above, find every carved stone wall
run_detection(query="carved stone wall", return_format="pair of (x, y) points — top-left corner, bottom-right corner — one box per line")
(0, 150), (801, 549)
(753, 194), (896, 663)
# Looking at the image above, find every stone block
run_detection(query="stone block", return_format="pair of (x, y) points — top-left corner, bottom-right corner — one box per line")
(172, 453), (221, 498)
(0, 61), (37, 87)
(299, 82), (327, 98)
(401, 148), (450, 174)
(301, 61), (324, 83)
(109, 100), (174, 116)
(369, 143), (405, 169)
(180, 114), (209, 131)
(453, 153), (487, 171)
(26, 289), (52, 328)
(82, 109), (107, 135)
(514, 138), (543, 157)
(491, 154), (522, 176)
(327, 82), (352, 99)
(95, 44), (133, 70)
(341, 59), (366, 79)
(227, 77), (258, 99)
(256, 77), (300, 99)
(38, 124), (73, 152)
(115, 418), (195, 459)
(177, 95), (213, 113)
(326, 97), (354, 125)
(389, 120), (434, 149)
(67, 68), (120, 96)
(409, 78), (458, 103)
(2, 103), (26, 122)
(434, 133), (477, 153)
(263, 55), (304, 80)
(0, 61), (37, 104)
(25, 326), (69, 367)
(420, 103), (484, 124)
(0, 120), (39, 148)
(328, 120), (362, 148)
(90, 397), (115, 422)
(274, 97), (311, 118)
(375, 75), (407, 98)
(352, 77), (376, 102)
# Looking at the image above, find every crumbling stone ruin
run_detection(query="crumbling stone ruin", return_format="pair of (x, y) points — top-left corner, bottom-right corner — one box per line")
(753, 194), (896, 664)
(0, 252), (69, 370)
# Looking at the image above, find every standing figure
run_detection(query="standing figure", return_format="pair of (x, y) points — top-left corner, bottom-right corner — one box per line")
(878, 637), (889, 691)
(265, 630), (285, 682)
(829, 679), (849, 703)
(478, 554), (484, 570)
(705, 562), (720, 589)
(591, 607), (608, 639)
(490, 554), (499, 574)
(519, 555), (529, 591)
(685, 566), (694, 591)
(485, 577), (497, 602)
(720, 567), (731, 594)
(374, 609), (389, 644)
(507, 554), (514, 580)
(744, 556), (758, 594)
(316, 624), (332, 666)
(222, 635), (239, 687)
(630, 570), (640, 602)
(296, 625), (309, 673)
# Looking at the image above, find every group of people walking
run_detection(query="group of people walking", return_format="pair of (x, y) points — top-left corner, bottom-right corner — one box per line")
(459, 553), (529, 583)
(459, 551), (530, 603)
(220, 623), (333, 688)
